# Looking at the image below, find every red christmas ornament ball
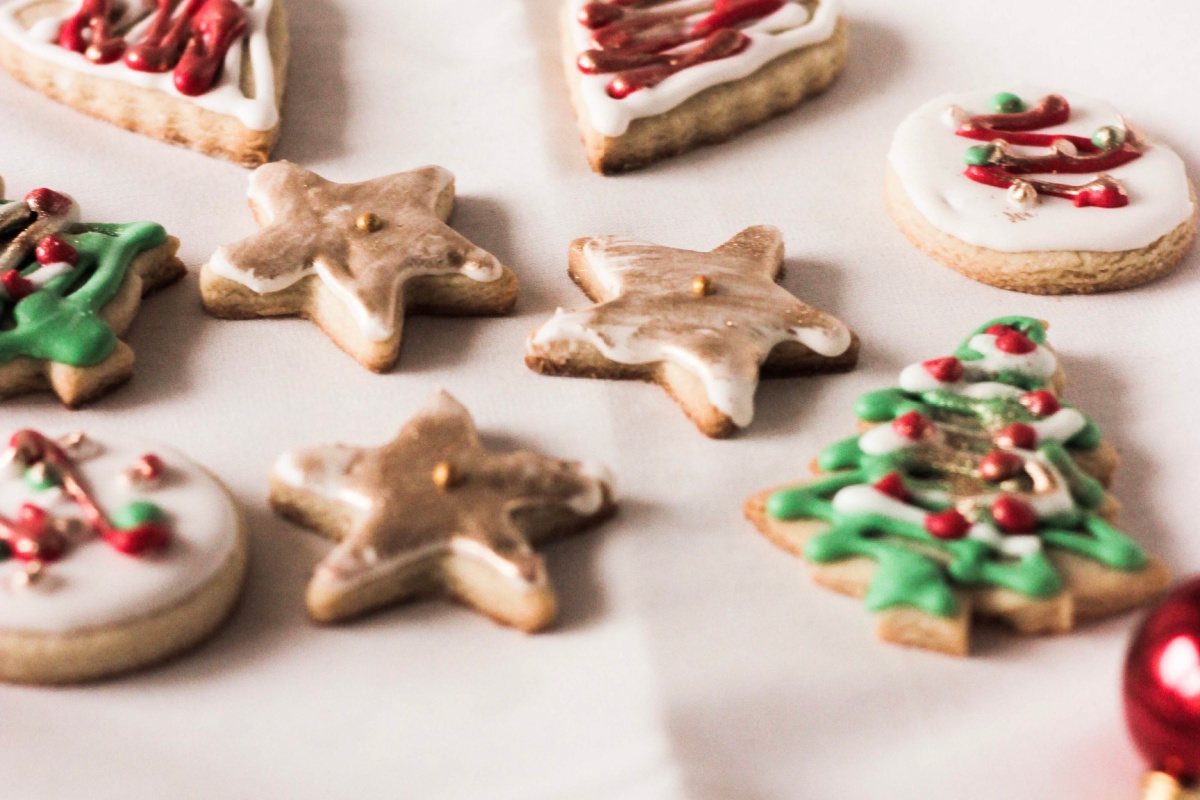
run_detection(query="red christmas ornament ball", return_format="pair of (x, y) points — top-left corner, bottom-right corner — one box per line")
(1124, 577), (1200, 782)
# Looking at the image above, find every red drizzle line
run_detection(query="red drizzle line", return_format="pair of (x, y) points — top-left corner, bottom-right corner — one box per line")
(954, 94), (1143, 208)
(57, 0), (247, 96)
(577, 0), (784, 99)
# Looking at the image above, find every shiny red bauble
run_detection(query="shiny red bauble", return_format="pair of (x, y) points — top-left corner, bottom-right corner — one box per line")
(1124, 577), (1200, 782)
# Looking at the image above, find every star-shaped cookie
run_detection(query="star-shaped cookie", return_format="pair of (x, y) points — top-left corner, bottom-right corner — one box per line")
(525, 226), (859, 437)
(270, 390), (616, 631)
(200, 162), (518, 372)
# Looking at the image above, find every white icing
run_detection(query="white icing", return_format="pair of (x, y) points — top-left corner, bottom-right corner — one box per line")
(1030, 408), (1087, 444)
(566, 460), (615, 514)
(830, 485), (926, 525)
(968, 333), (1057, 380)
(0, 436), (240, 633)
(857, 423), (917, 456)
(568, 0), (840, 137)
(888, 86), (1195, 252)
(0, 0), (280, 131)
(274, 446), (372, 511)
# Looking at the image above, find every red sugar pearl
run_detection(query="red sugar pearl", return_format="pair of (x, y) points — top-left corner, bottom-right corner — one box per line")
(1020, 390), (1060, 417)
(23, 188), (73, 216)
(994, 330), (1037, 354)
(35, 236), (78, 266)
(991, 495), (1038, 534)
(892, 411), (931, 441)
(978, 450), (1026, 482)
(925, 509), (971, 540)
(922, 357), (964, 383)
(1, 270), (33, 301)
(873, 472), (911, 502)
(994, 423), (1038, 450)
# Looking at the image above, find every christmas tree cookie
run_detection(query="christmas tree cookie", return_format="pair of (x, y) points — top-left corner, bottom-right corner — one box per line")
(886, 87), (1197, 294)
(525, 226), (858, 437)
(0, 0), (288, 166)
(563, 0), (846, 174)
(200, 162), (519, 372)
(0, 178), (185, 406)
(744, 317), (1170, 656)
(270, 390), (615, 631)
(0, 430), (247, 683)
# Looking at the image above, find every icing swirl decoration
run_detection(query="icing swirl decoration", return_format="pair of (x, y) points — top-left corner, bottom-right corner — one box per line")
(887, 86), (1195, 253)
(747, 317), (1170, 655)
(525, 225), (857, 437)
(0, 0), (279, 130)
(569, 0), (840, 137)
(270, 390), (616, 631)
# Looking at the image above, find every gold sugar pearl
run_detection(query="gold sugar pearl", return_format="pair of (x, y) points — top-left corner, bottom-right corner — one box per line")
(12, 560), (43, 588)
(432, 461), (458, 490)
(356, 212), (382, 233)
(691, 275), (713, 297)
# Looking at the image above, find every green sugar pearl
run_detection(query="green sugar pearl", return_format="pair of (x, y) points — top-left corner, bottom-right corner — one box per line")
(963, 144), (995, 166)
(990, 92), (1026, 114)
(111, 500), (167, 529)
(23, 465), (59, 491)
(1092, 125), (1126, 150)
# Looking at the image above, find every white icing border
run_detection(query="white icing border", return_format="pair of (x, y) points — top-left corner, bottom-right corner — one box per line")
(887, 86), (1194, 253)
(0, 0), (280, 131)
(568, 0), (840, 137)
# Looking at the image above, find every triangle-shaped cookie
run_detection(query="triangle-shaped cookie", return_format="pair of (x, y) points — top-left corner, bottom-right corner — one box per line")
(0, 0), (288, 166)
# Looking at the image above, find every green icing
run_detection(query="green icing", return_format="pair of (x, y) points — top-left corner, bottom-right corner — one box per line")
(764, 317), (1149, 618)
(0, 220), (167, 367)
(990, 92), (1027, 114)
(111, 500), (167, 529)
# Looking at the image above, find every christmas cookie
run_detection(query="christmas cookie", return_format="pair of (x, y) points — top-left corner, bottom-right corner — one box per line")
(525, 226), (858, 438)
(745, 317), (1170, 656)
(0, 430), (247, 683)
(886, 88), (1198, 294)
(200, 162), (518, 373)
(564, 0), (846, 174)
(0, 0), (288, 166)
(0, 178), (185, 407)
(270, 390), (615, 631)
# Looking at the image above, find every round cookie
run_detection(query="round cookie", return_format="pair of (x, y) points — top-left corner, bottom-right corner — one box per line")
(886, 87), (1197, 294)
(0, 431), (246, 684)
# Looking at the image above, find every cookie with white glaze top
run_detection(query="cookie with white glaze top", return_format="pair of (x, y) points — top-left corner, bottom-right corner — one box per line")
(886, 88), (1198, 294)
(745, 317), (1169, 656)
(0, 430), (247, 684)
(0, 0), (288, 166)
(269, 390), (616, 631)
(200, 162), (519, 373)
(0, 178), (185, 407)
(564, 0), (846, 174)
(525, 225), (858, 438)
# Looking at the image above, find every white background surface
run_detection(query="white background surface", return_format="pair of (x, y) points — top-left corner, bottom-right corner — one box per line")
(0, 0), (1197, 797)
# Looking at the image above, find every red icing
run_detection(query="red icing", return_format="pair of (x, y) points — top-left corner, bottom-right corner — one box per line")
(58, 0), (245, 96)
(922, 356), (964, 383)
(994, 423), (1038, 450)
(873, 472), (911, 502)
(925, 509), (970, 540)
(1020, 390), (1060, 417)
(891, 410), (931, 441)
(576, 0), (785, 98)
(993, 328), (1036, 355)
(24, 188), (73, 216)
(35, 236), (79, 267)
(956, 93), (1142, 208)
(978, 450), (1025, 482)
(1, 270), (34, 301)
(991, 495), (1037, 534)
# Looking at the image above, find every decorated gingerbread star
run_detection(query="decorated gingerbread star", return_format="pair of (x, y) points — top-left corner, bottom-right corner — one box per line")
(200, 162), (519, 372)
(270, 390), (616, 631)
(525, 226), (859, 437)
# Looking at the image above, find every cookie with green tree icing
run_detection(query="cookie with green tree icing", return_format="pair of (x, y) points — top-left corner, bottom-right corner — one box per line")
(0, 178), (184, 406)
(744, 317), (1169, 656)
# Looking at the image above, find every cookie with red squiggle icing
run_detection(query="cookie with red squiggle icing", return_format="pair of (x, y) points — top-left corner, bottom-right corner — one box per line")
(0, 0), (288, 166)
(564, 0), (846, 173)
(0, 430), (247, 684)
(886, 87), (1198, 294)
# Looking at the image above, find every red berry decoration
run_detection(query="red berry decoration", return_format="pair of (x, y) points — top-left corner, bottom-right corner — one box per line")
(922, 357), (964, 383)
(978, 450), (1025, 482)
(104, 522), (171, 555)
(994, 329), (1037, 355)
(990, 495), (1037, 534)
(995, 422), (1038, 450)
(1, 269), (34, 301)
(34, 235), (79, 266)
(1020, 390), (1061, 417)
(892, 411), (931, 441)
(984, 324), (1016, 336)
(1124, 577), (1200, 784)
(925, 508), (970, 540)
(873, 472), (911, 502)
(23, 187), (73, 215)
